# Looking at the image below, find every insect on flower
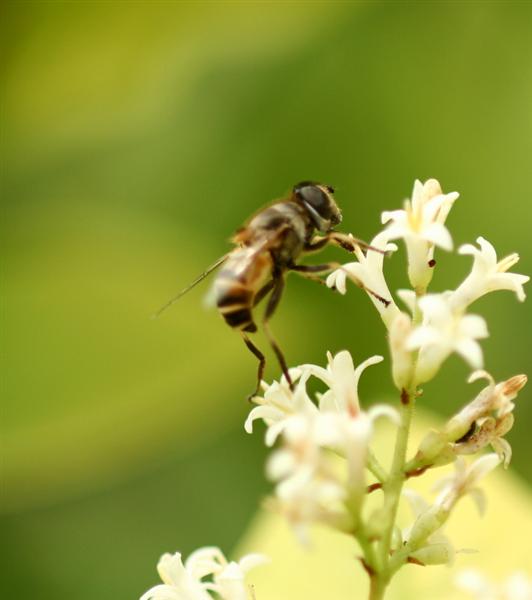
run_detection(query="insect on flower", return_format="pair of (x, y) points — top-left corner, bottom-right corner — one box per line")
(154, 182), (389, 397)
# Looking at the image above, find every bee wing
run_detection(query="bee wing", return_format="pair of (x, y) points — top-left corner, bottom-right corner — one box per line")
(237, 220), (291, 252)
(151, 254), (229, 318)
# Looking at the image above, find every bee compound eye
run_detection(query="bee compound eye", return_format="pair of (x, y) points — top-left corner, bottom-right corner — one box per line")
(300, 185), (327, 210)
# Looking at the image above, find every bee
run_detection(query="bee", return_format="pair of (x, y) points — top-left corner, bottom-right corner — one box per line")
(154, 181), (388, 397)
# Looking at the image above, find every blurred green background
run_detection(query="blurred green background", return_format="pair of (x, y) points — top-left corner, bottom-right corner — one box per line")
(2, 2), (531, 598)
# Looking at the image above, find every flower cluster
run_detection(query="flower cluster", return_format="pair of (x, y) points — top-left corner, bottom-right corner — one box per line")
(326, 179), (529, 388)
(140, 547), (267, 600)
(246, 350), (397, 542)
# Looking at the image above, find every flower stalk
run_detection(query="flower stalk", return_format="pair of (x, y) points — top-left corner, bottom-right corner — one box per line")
(376, 389), (416, 587)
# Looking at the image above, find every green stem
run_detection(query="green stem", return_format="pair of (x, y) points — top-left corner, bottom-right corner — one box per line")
(378, 390), (416, 571)
(356, 528), (377, 571)
(369, 574), (387, 600)
(363, 291), (425, 598)
(367, 450), (388, 483)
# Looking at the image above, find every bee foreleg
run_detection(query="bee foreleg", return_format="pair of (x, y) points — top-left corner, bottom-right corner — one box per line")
(241, 333), (266, 401)
(329, 232), (387, 255)
(305, 233), (387, 256)
(303, 236), (330, 253)
(293, 263), (391, 306)
(262, 276), (294, 391)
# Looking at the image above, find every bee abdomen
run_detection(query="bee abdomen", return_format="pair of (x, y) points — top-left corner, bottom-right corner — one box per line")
(222, 307), (256, 332)
(216, 286), (257, 332)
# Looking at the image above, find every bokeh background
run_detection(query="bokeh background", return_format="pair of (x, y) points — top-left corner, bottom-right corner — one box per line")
(2, 2), (531, 598)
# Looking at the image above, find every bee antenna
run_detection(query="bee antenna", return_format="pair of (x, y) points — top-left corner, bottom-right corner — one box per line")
(150, 288), (191, 319)
(151, 254), (228, 319)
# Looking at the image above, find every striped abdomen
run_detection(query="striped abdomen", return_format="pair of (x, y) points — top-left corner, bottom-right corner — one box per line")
(214, 246), (271, 333)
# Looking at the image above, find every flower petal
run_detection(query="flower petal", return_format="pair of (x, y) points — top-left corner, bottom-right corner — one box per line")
(366, 404), (400, 427)
(490, 437), (512, 469)
(185, 547), (225, 579)
(466, 453), (501, 485)
(468, 487), (487, 516)
(157, 553), (188, 587)
(477, 236), (498, 266)
(455, 338), (484, 369)
(140, 584), (182, 600)
(459, 314), (489, 339)
(423, 222), (453, 251)
(237, 553), (270, 573)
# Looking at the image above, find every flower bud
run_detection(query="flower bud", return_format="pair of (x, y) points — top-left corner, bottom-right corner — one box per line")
(499, 374), (527, 409)
(365, 507), (388, 539)
(407, 505), (448, 548)
(410, 542), (455, 566)
(417, 430), (448, 461)
(430, 445), (457, 467)
(389, 312), (414, 390)
(443, 371), (525, 447)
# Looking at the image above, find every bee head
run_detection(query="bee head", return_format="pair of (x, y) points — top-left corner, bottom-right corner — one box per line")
(293, 181), (342, 233)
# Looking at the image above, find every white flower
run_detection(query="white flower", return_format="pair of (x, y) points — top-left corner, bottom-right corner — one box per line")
(455, 569), (532, 600)
(244, 368), (318, 446)
(246, 350), (398, 446)
(407, 294), (489, 384)
(213, 554), (269, 600)
(266, 411), (350, 543)
(451, 237), (529, 311)
(140, 551), (211, 600)
(140, 548), (267, 600)
(262, 351), (399, 541)
(325, 230), (400, 328)
(300, 351), (398, 490)
(300, 350), (384, 415)
(388, 311), (415, 389)
(381, 178), (459, 291)
(433, 454), (501, 514)
(402, 489), (455, 566)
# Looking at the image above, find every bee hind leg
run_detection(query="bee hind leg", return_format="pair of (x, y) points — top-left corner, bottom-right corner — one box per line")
(262, 275), (294, 391)
(241, 332), (266, 401)
(239, 280), (276, 401)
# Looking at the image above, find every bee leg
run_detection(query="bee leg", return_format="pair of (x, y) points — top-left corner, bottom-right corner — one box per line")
(329, 232), (387, 255)
(304, 233), (387, 256)
(303, 236), (331, 253)
(241, 333), (266, 401)
(289, 262), (340, 287)
(262, 275), (294, 390)
(253, 279), (275, 306)
(290, 262), (340, 273)
(239, 281), (276, 400)
(292, 263), (390, 306)
(360, 286), (391, 306)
